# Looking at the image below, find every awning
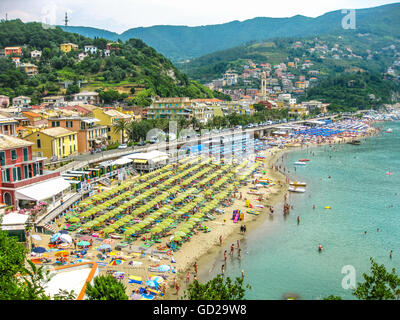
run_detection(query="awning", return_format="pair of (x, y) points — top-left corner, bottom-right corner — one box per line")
(15, 177), (72, 201)
(82, 118), (100, 124)
(1, 212), (29, 229)
(113, 157), (133, 165)
(134, 159), (148, 164)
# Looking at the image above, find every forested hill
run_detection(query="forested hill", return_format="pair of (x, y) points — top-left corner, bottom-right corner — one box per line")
(59, 2), (400, 62)
(0, 20), (227, 106)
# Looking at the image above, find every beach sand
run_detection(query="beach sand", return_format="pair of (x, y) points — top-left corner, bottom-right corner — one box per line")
(26, 124), (379, 300)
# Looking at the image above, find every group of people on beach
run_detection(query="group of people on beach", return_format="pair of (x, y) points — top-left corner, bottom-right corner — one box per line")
(221, 239), (243, 277)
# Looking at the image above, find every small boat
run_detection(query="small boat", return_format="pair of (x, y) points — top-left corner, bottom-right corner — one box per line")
(288, 187), (306, 193)
(386, 172), (393, 176)
(294, 161), (306, 166)
(386, 128), (393, 133)
(298, 159), (310, 162)
(347, 140), (361, 145)
(290, 181), (307, 187)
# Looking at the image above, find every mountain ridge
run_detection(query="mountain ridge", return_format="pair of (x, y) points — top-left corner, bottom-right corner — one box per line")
(58, 3), (400, 61)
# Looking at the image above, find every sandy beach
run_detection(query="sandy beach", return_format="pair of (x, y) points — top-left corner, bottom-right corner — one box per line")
(26, 122), (379, 300)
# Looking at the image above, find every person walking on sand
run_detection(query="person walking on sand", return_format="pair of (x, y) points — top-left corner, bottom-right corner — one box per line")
(221, 264), (225, 275)
(237, 240), (240, 250)
(224, 250), (227, 263)
(175, 281), (180, 295)
(219, 235), (223, 246)
(194, 261), (198, 274)
(186, 272), (190, 283)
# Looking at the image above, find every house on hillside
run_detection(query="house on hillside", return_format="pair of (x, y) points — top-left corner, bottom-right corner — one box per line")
(73, 92), (100, 105)
(60, 43), (78, 53)
(30, 50), (42, 60)
(0, 95), (10, 108)
(12, 96), (31, 108)
(4, 47), (22, 56)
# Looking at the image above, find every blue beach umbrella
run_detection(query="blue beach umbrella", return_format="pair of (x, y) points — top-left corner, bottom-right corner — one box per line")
(32, 246), (47, 253)
(146, 280), (159, 289)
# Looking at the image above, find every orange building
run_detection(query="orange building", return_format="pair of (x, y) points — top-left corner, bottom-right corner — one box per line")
(5, 47), (22, 56)
(47, 116), (108, 153)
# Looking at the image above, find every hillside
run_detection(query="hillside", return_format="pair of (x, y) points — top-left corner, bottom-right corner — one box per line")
(59, 2), (400, 62)
(0, 20), (222, 106)
(180, 33), (400, 82)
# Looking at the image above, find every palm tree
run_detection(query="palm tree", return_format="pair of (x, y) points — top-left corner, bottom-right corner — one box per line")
(113, 119), (129, 144)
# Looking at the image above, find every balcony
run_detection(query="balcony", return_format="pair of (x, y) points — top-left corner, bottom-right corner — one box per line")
(1, 170), (60, 189)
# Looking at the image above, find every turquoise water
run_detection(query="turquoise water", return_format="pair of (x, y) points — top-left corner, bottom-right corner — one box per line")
(199, 122), (400, 300)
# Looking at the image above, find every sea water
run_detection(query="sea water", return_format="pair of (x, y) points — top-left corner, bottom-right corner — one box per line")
(199, 122), (400, 299)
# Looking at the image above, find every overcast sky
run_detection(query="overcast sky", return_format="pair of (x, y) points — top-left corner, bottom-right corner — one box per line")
(0, 0), (398, 33)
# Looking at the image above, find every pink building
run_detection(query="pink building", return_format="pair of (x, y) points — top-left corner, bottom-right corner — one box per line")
(0, 95), (9, 108)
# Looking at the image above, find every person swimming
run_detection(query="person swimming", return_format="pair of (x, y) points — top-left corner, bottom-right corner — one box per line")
(318, 244), (323, 252)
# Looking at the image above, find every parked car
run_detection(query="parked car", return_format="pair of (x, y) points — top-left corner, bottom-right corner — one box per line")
(118, 144), (127, 149)
(137, 141), (146, 146)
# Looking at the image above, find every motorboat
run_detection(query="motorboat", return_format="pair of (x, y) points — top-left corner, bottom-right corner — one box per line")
(347, 140), (361, 145)
(288, 186), (306, 193)
(290, 181), (307, 187)
(386, 128), (393, 133)
(294, 161), (306, 165)
(298, 159), (310, 162)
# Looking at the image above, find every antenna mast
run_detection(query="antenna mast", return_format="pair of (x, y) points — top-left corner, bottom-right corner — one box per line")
(64, 12), (69, 29)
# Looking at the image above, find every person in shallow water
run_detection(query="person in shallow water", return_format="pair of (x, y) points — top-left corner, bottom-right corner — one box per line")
(318, 244), (323, 252)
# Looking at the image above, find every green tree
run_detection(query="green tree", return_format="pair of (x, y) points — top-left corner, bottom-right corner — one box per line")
(353, 258), (400, 300)
(0, 228), (26, 299)
(183, 275), (251, 300)
(85, 275), (128, 300)
(113, 119), (130, 144)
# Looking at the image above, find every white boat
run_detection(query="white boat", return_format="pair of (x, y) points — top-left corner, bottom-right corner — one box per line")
(290, 181), (307, 187)
(386, 128), (393, 133)
(294, 161), (306, 166)
(288, 187), (306, 193)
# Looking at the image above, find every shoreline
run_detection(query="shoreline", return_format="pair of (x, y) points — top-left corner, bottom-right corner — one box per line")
(165, 148), (288, 299)
(26, 121), (381, 300)
(169, 125), (380, 299)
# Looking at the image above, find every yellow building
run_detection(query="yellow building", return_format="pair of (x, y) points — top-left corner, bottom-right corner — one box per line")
(25, 127), (78, 159)
(92, 108), (131, 144)
(60, 43), (79, 53)
(288, 105), (309, 118)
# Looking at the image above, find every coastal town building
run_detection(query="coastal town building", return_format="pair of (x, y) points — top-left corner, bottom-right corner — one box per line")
(25, 127), (78, 159)
(0, 95), (10, 108)
(18, 63), (39, 76)
(42, 96), (65, 107)
(92, 108), (131, 144)
(12, 96), (31, 108)
(47, 116), (108, 153)
(60, 43), (79, 53)
(73, 92), (100, 105)
(4, 47), (22, 56)
(84, 45), (98, 54)
(0, 113), (18, 136)
(30, 50), (42, 59)
(0, 134), (62, 209)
